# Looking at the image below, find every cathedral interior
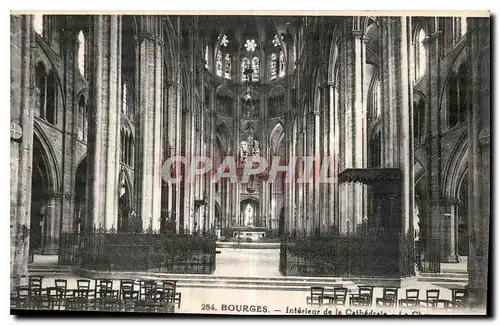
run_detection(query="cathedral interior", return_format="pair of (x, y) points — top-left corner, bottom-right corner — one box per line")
(10, 14), (490, 307)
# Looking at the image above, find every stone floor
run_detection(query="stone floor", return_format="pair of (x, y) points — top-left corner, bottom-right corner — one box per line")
(23, 251), (485, 315)
(30, 252), (469, 275)
(21, 276), (485, 315)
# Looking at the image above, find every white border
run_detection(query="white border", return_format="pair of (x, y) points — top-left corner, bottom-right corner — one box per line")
(1, 1), (497, 325)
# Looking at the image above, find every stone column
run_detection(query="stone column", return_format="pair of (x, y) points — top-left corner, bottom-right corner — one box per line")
(183, 108), (195, 233)
(305, 111), (320, 234)
(42, 193), (60, 254)
(338, 26), (368, 234)
(442, 203), (459, 262)
(330, 82), (340, 228)
(134, 16), (164, 231)
(173, 17), (182, 234)
(163, 80), (177, 227)
(297, 128), (306, 232)
(207, 90), (216, 228)
(379, 17), (414, 275)
(466, 17), (490, 307)
(318, 84), (328, 232)
(285, 138), (294, 232)
(86, 15), (122, 231)
(10, 14), (33, 289)
(418, 20), (446, 257)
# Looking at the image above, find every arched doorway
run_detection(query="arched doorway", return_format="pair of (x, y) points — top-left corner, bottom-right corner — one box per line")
(30, 134), (57, 259)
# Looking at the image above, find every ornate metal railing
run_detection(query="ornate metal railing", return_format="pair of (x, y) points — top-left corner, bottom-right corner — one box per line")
(279, 233), (414, 278)
(59, 229), (217, 274)
(418, 237), (441, 273)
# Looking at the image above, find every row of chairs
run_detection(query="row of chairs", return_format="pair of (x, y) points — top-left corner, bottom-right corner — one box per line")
(11, 276), (182, 313)
(307, 286), (467, 309)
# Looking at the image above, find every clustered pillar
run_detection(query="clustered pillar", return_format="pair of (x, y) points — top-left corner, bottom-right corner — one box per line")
(10, 14), (33, 289)
(337, 27), (368, 234)
(86, 15), (122, 231)
(134, 16), (164, 231)
(466, 17), (490, 308)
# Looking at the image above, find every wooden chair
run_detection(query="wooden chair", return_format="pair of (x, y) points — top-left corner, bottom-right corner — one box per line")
(14, 286), (30, 309)
(306, 286), (324, 306)
(54, 279), (68, 309)
(120, 279), (139, 309)
(451, 289), (468, 309)
(399, 289), (419, 308)
(350, 286), (373, 307)
(97, 297), (123, 312)
(121, 289), (139, 312)
(28, 276), (43, 308)
(328, 287), (347, 306)
(425, 289), (440, 308)
(140, 280), (161, 302)
(40, 287), (64, 310)
(376, 287), (398, 307)
(76, 279), (92, 296)
(136, 281), (163, 313)
(97, 279), (118, 299)
(158, 281), (175, 303)
(66, 279), (92, 311)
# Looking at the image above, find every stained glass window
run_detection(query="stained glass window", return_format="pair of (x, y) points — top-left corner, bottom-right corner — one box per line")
(272, 34), (282, 47)
(224, 53), (231, 80)
(77, 30), (85, 76)
(270, 53), (277, 80)
(244, 39), (257, 52)
(220, 34), (229, 47)
(241, 57), (250, 82)
(252, 57), (259, 82)
(33, 14), (43, 36)
(279, 51), (285, 77)
(216, 50), (222, 76)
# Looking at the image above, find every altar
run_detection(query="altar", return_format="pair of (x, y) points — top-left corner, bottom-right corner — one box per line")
(232, 227), (267, 241)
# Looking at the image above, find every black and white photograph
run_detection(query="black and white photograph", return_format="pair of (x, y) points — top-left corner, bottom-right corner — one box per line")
(9, 10), (491, 316)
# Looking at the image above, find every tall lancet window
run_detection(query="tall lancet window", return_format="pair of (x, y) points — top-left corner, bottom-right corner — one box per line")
(292, 43), (297, 69)
(241, 57), (250, 82)
(204, 45), (209, 69)
(122, 82), (128, 115)
(270, 53), (277, 80)
(224, 53), (231, 80)
(372, 79), (382, 118)
(376, 80), (382, 117)
(33, 14), (43, 36)
(77, 30), (86, 76)
(216, 50), (223, 76)
(415, 28), (426, 80)
(252, 57), (259, 82)
(460, 17), (467, 37)
(278, 51), (285, 77)
(216, 34), (231, 79)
